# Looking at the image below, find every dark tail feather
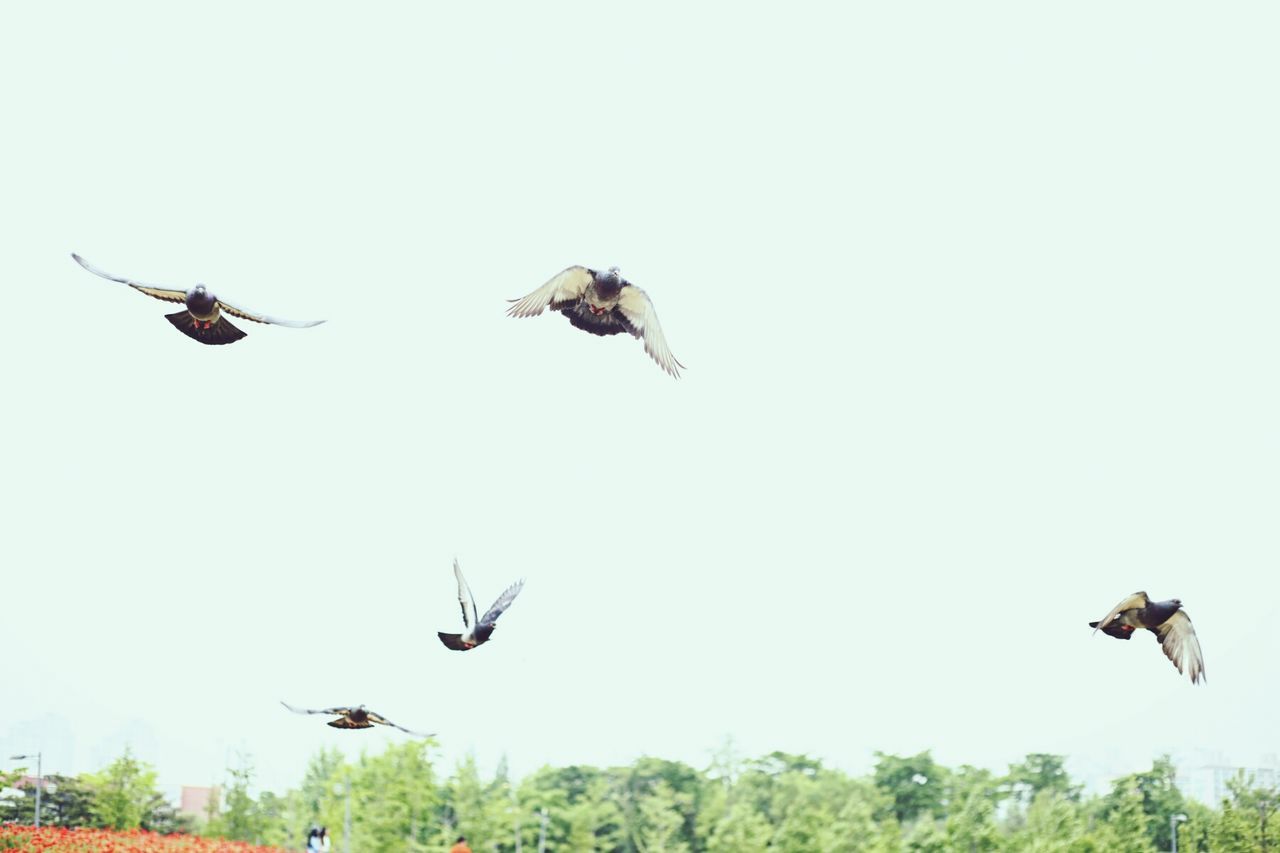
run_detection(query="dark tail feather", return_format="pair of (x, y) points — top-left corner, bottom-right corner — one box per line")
(165, 311), (247, 345)
(437, 632), (468, 651)
(1090, 620), (1134, 640)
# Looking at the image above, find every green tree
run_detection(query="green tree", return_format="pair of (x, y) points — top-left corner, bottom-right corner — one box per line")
(619, 757), (703, 852)
(559, 778), (624, 852)
(707, 801), (770, 852)
(1174, 799), (1215, 853)
(1007, 754), (1080, 806)
(204, 755), (266, 843)
(873, 751), (949, 825)
(633, 780), (690, 853)
(141, 786), (192, 834)
(1098, 783), (1154, 853)
(938, 766), (1002, 851)
(439, 754), (520, 851)
(1101, 756), (1182, 850)
(4, 774), (97, 827)
(348, 740), (439, 852)
(256, 789), (307, 850)
(84, 748), (162, 831)
(1005, 789), (1116, 852)
(1210, 771), (1280, 851)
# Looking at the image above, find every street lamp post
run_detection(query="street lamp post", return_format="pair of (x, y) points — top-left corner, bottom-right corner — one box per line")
(9, 753), (42, 828)
(1170, 813), (1187, 853)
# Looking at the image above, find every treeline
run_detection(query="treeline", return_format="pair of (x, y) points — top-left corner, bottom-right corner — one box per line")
(3, 746), (1277, 851)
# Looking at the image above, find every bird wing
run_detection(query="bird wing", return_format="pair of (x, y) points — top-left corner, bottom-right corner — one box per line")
(365, 710), (434, 738)
(1091, 591), (1149, 635)
(217, 295), (326, 328)
(506, 266), (592, 318)
(479, 578), (525, 628)
(1155, 610), (1205, 684)
(281, 701), (353, 716)
(454, 559), (478, 629)
(71, 253), (187, 304)
(616, 284), (685, 378)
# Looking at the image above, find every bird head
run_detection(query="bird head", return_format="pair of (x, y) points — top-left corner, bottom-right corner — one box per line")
(1171, 598), (1182, 608)
(601, 267), (622, 286)
(187, 284), (216, 311)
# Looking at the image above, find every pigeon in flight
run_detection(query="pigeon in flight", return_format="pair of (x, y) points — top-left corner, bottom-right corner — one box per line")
(507, 266), (684, 377)
(437, 559), (524, 651)
(280, 702), (432, 737)
(71, 253), (325, 345)
(1089, 591), (1205, 684)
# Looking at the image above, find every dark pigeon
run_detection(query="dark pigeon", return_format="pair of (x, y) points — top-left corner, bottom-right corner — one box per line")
(1089, 591), (1205, 684)
(507, 265), (684, 377)
(72, 253), (325, 345)
(280, 701), (432, 737)
(437, 559), (524, 651)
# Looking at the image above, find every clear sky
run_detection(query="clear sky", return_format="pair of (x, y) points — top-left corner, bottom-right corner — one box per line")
(2, 2), (1278, 799)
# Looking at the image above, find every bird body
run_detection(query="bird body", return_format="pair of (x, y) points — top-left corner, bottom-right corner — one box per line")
(71, 253), (325, 345)
(507, 266), (684, 377)
(1089, 591), (1205, 683)
(437, 559), (523, 651)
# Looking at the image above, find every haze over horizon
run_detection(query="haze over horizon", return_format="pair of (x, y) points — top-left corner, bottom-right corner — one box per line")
(3, 1), (1278, 802)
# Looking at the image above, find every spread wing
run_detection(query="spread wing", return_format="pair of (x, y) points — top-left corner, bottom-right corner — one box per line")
(1091, 591), (1149, 635)
(281, 701), (352, 716)
(1155, 610), (1205, 684)
(454, 559), (478, 629)
(479, 578), (525, 628)
(507, 266), (592, 318)
(616, 284), (685, 378)
(365, 710), (434, 738)
(217, 296), (326, 328)
(71, 253), (186, 304)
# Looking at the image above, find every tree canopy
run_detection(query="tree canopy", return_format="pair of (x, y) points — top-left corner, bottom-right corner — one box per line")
(2, 746), (1276, 852)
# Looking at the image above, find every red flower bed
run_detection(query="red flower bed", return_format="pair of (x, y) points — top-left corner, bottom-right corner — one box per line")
(0, 825), (287, 852)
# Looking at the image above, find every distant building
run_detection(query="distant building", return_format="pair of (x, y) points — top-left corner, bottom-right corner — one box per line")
(179, 786), (219, 821)
(12, 776), (50, 790)
(1177, 753), (1279, 804)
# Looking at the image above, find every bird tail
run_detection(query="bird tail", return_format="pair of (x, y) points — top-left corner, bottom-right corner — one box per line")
(1089, 620), (1134, 640)
(437, 632), (469, 651)
(165, 311), (247, 345)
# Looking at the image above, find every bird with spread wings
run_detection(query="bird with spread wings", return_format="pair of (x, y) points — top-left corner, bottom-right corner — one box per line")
(507, 265), (684, 377)
(72, 253), (325, 345)
(1089, 591), (1205, 684)
(437, 559), (524, 651)
(280, 702), (432, 737)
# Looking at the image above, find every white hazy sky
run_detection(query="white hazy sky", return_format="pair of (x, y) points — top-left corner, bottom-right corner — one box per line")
(2, 2), (1278, 799)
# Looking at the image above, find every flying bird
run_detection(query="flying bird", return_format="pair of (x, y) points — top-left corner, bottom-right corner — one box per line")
(71, 253), (325, 345)
(507, 266), (684, 377)
(280, 702), (432, 737)
(437, 559), (524, 651)
(1089, 591), (1205, 684)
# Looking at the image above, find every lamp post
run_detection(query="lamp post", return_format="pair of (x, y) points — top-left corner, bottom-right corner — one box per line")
(9, 753), (41, 828)
(1170, 813), (1187, 852)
